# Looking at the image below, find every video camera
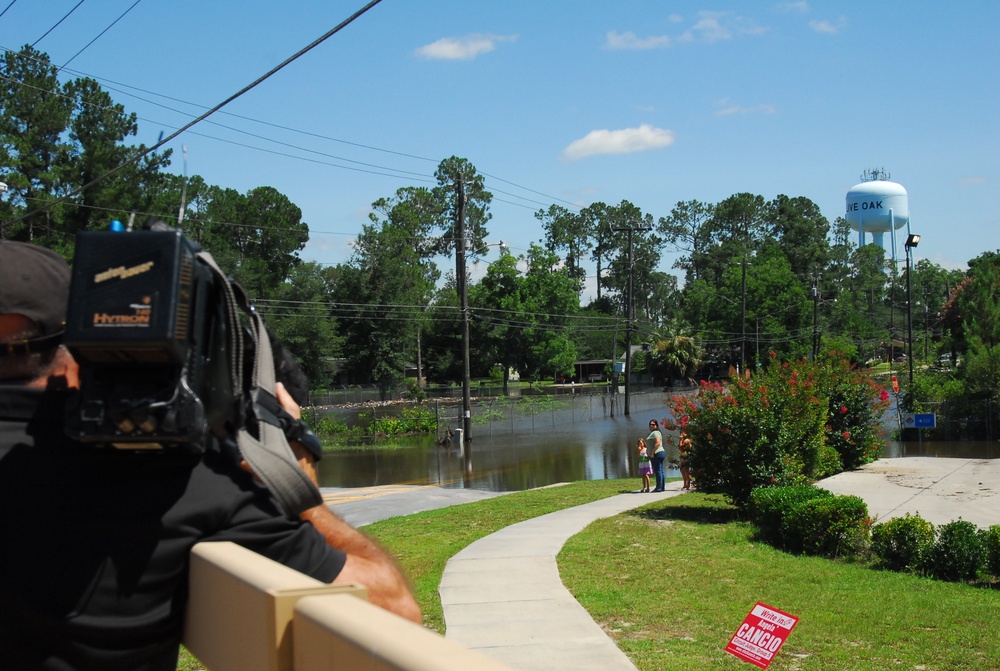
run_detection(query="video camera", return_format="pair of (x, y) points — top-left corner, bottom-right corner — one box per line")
(63, 223), (241, 451)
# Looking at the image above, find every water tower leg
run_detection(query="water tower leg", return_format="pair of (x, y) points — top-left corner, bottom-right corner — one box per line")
(889, 210), (897, 265)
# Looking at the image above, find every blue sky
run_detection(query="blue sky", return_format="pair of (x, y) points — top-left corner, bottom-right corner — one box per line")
(3, 1), (997, 298)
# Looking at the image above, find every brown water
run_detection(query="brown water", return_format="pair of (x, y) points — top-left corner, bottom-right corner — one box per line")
(315, 398), (997, 492)
(315, 413), (667, 492)
(882, 440), (997, 460)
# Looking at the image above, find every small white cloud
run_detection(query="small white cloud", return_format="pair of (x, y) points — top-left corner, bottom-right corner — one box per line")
(415, 34), (518, 60)
(959, 175), (987, 186)
(562, 124), (675, 160)
(777, 1), (810, 13)
(808, 17), (846, 34)
(667, 14), (684, 23)
(605, 30), (671, 50)
(715, 101), (777, 116)
(678, 11), (767, 44)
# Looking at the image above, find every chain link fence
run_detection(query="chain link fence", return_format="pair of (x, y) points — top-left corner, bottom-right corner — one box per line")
(432, 388), (676, 443)
(304, 385), (683, 446)
(903, 398), (997, 443)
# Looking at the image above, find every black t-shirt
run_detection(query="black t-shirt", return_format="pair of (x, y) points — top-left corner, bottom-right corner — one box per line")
(0, 385), (346, 671)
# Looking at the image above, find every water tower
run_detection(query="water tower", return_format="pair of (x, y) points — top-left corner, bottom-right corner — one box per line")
(845, 168), (909, 262)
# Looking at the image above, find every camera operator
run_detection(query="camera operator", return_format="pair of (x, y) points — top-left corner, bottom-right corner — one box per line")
(0, 242), (419, 671)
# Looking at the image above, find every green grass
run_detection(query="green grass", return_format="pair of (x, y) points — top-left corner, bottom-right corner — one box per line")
(559, 491), (1000, 670)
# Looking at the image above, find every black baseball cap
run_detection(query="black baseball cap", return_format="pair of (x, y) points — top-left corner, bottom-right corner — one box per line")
(0, 241), (70, 341)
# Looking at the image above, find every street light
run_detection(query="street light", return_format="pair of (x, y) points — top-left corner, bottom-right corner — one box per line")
(904, 233), (921, 389)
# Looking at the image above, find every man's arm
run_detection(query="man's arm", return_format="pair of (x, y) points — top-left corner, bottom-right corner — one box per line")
(276, 383), (421, 624)
(300, 504), (421, 623)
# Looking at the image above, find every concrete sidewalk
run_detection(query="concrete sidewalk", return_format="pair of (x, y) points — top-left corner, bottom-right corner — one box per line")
(439, 483), (687, 671)
(816, 456), (1000, 528)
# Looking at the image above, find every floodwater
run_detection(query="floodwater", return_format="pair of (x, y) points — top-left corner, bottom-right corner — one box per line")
(315, 393), (998, 493)
(315, 413), (672, 492)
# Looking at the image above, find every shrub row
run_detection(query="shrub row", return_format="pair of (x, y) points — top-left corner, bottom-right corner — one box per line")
(749, 485), (1000, 584)
(872, 514), (1000, 582)
(748, 485), (869, 558)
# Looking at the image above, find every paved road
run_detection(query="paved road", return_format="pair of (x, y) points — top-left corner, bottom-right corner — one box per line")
(817, 456), (999, 528)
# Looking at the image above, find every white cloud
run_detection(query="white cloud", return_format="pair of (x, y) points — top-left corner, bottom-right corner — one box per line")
(605, 30), (671, 50)
(562, 124), (675, 160)
(776, 1), (810, 13)
(415, 34), (518, 60)
(808, 17), (847, 34)
(958, 175), (987, 186)
(678, 11), (767, 44)
(715, 100), (777, 116)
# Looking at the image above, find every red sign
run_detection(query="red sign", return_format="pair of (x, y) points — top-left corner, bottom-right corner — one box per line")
(891, 375), (899, 394)
(725, 602), (799, 669)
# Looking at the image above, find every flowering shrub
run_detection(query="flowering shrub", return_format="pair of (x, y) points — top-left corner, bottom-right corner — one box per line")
(664, 352), (889, 508)
(812, 352), (891, 469)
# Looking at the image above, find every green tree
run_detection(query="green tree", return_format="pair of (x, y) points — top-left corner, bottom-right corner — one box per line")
(657, 199), (716, 284)
(0, 45), (72, 243)
(536, 204), (592, 296)
(262, 262), (342, 389)
(954, 252), (1000, 397)
(648, 334), (704, 387)
(432, 156), (492, 257)
(766, 194), (831, 284)
(470, 250), (526, 394)
(521, 245), (580, 381)
(61, 76), (170, 239)
(332, 215), (437, 399)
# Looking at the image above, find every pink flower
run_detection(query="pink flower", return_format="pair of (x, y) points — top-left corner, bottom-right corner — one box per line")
(843, 431), (851, 440)
(840, 406), (848, 414)
(880, 389), (890, 401)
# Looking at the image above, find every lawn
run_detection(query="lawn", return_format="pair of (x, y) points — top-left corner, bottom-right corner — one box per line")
(371, 482), (1000, 670)
(560, 491), (1000, 670)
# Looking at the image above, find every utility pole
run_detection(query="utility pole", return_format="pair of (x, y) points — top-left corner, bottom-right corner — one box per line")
(613, 223), (650, 416)
(456, 177), (472, 444)
(811, 277), (820, 360)
(740, 255), (747, 374)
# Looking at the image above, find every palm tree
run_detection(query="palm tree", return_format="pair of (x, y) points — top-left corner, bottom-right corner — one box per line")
(648, 332), (705, 388)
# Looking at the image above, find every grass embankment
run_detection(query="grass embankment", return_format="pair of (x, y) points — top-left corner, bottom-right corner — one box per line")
(372, 482), (1000, 671)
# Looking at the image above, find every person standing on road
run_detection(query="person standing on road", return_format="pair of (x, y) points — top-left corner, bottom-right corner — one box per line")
(647, 419), (666, 491)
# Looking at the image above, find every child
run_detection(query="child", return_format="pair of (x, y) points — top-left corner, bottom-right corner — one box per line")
(637, 438), (653, 492)
(678, 431), (693, 490)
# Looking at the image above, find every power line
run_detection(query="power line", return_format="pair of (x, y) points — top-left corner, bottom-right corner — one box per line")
(0, 1), (19, 21)
(32, 0), (86, 48)
(5, 0), (386, 230)
(2, 43), (582, 214)
(59, 0), (143, 70)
